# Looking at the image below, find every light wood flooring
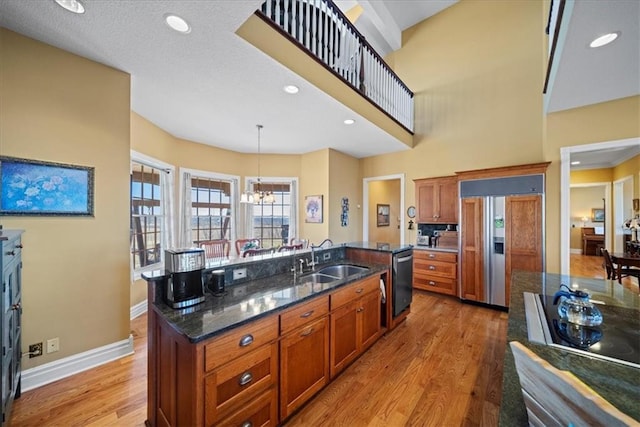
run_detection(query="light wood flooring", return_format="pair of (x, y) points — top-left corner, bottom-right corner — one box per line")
(11, 255), (631, 426)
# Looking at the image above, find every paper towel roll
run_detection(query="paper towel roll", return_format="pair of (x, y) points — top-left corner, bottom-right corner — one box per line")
(379, 279), (386, 304)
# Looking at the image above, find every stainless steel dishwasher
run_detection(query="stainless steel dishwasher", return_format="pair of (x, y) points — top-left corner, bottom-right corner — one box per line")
(393, 248), (413, 317)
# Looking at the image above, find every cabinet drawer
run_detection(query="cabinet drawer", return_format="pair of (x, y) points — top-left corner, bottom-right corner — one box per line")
(205, 342), (278, 423)
(413, 274), (457, 296)
(330, 276), (379, 310)
(280, 295), (329, 335)
(214, 386), (277, 427)
(414, 250), (457, 263)
(205, 315), (278, 372)
(414, 260), (456, 279)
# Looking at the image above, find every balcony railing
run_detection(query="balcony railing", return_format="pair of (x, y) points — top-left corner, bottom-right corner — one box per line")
(258, 0), (414, 133)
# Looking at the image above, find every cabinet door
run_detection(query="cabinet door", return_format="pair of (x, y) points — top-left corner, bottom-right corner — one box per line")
(505, 195), (542, 304)
(437, 178), (459, 223)
(280, 316), (329, 420)
(329, 300), (358, 378)
(416, 181), (436, 223)
(359, 290), (381, 352)
(460, 197), (484, 301)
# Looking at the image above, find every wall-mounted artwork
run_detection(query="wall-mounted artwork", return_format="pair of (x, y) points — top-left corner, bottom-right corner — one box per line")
(591, 208), (604, 223)
(341, 197), (349, 227)
(305, 195), (323, 223)
(0, 156), (94, 216)
(377, 204), (390, 227)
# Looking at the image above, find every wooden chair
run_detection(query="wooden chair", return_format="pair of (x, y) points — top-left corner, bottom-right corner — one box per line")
(198, 239), (230, 260)
(602, 249), (640, 283)
(235, 238), (261, 257)
(242, 247), (275, 258)
(278, 243), (303, 252)
(509, 341), (637, 427)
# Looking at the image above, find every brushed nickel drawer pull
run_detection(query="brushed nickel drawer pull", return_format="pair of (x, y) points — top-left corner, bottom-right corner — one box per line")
(428, 265), (436, 270)
(300, 310), (314, 318)
(356, 288), (364, 294)
(300, 327), (314, 337)
(428, 254), (435, 258)
(428, 281), (436, 286)
(239, 334), (254, 347)
(239, 372), (253, 386)
(357, 307), (364, 313)
(241, 422), (253, 427)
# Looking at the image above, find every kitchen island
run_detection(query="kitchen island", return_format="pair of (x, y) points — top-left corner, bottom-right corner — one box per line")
(500, 271), (640, 425)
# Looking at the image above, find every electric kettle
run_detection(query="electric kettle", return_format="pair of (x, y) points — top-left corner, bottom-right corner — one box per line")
(552, 284), (603, 326)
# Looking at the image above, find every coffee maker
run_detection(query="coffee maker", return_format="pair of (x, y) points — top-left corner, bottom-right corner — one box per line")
(164, 248), (206, 309)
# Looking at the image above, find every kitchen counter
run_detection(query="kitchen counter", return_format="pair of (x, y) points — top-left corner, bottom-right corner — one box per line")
(148, 261), (388, 343)
(343, 241), (413, 254)
(499, 271), (640, 425)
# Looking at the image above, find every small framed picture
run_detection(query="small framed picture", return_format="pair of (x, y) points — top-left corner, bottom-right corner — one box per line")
(633, 198), (639, 212)
(377, 204), (390, 227)
(591, 208), (605, 223)
(305, 195), (323, 223)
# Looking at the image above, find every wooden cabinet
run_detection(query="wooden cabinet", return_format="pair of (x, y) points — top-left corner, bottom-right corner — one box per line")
(279, 297), (329, 420)
(460, 197), (484, 301)
(413, 250), (457, 296)
(329, 276), (381, 378)
(414, 176), (458, 224)
(2, 231), (23, 427)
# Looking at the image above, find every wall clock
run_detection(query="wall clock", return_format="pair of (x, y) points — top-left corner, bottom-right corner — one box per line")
(407, 206), (416, 218)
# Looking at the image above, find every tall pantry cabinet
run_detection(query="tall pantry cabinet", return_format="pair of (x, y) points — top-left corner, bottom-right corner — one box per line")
(1, 230), (23, 426)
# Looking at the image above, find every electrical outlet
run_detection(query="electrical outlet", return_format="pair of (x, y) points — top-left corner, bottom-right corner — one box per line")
(323, 252), (331, 261)
(233, 268), (247, 280)
(29, 342), (43, 358)
(47, 337), (60, 354)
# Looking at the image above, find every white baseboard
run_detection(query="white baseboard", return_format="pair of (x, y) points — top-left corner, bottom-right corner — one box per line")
(570, 248), (583, 254)
(21, 335), (134, 392)
(130, 299), (148, 319)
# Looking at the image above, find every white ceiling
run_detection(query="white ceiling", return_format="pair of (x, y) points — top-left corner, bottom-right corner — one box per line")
(0, 0), (638, 165)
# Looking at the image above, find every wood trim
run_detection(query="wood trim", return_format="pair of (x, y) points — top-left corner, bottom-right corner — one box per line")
(543, 0), (566, 94)
(455, 162), (551, 180)
(412, 175), (458, 183)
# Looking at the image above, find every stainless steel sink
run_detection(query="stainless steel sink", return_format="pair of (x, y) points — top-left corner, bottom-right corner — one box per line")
(298, 272), (340, 284)
(317, 264), (369, 279)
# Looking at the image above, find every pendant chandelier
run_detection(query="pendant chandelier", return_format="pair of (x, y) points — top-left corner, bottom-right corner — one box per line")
(241, 124), (276, 204)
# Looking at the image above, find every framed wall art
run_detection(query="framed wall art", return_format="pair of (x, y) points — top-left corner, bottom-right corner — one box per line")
(0, 156), (94, 216)
(591, 208), (604, 223)
(377, 204), (390, 227)
(305, 195), (323, 223)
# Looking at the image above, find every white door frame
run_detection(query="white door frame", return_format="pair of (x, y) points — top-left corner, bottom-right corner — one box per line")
(560, 137), (639, 275)
(363, 174), (405, 245)
(613, 175), (634, 252)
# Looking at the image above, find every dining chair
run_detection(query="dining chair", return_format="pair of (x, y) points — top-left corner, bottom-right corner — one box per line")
(242, 247), (275, 258)
(235, 238), (261, 257)
(198, 239), (230, 260)
(289, 238), (309, 249)
(509, 341), (636, 427)
(602, 249), (640, 284)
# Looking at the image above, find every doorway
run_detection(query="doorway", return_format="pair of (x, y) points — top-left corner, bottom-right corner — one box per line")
(363, 174), (405, 245)
(560, 137), (639, 275)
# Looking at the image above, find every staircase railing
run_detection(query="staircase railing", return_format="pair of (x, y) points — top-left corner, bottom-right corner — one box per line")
(257, 0), (414, 133)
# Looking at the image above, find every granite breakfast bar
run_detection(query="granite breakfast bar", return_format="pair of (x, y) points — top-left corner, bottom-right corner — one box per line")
(499, 271), (640, 425)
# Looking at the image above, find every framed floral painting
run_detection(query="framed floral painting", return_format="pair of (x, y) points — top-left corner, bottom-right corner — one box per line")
(0, 156), (94, 216)
(305, 195), (323, 223)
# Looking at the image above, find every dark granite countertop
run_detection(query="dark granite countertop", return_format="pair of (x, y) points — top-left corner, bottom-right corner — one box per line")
(499, 271), (640, 425)
(344, 241), (413, 254)
(152, 261), (389, 344)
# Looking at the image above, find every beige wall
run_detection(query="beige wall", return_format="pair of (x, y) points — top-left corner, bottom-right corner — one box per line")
(327, 149), (361, 244)
(365, 0), (545, 248)
(368, 180), (401, 244)
(0, 29), (131, 368)
(300, 150), (329, 244)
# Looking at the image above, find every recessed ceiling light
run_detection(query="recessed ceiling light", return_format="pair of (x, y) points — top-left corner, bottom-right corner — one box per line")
(283, 85), (299, 94)
(570, 161), (581, 165)
(344, 119), (355, 125)
(589, 32), (619, 48)
(165, 14), (191, 34)
(54, 0), (85, 14)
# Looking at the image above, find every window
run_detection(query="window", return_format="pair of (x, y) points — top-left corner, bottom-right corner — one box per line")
(130, 161), (163, 271)
(189, 176), (232, 244)
(251, 182), (292, 248)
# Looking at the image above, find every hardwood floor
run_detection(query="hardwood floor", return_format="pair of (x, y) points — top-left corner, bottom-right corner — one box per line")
(12, 256), (631, 426)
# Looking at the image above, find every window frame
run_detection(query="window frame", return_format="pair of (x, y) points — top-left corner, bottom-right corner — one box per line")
(130, 151), (174, 279)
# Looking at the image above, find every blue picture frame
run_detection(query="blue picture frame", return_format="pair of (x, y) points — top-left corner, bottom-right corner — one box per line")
(0, 156), (94, 216)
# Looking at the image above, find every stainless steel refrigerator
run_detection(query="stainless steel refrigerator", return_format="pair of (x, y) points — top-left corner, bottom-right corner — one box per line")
(484, 196), (506, 306)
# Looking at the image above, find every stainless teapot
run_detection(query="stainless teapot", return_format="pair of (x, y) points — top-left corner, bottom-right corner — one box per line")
(552, 284), (603, 327)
